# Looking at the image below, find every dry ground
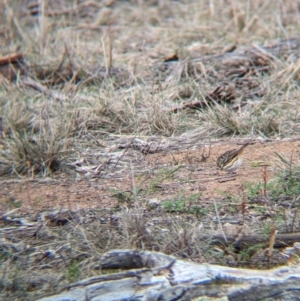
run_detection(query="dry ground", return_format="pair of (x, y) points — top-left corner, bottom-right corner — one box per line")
(2, 1), (300, 300)
(1, 139), (299, 212)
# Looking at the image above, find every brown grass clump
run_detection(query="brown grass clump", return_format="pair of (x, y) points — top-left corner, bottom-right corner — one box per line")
(0, 90), (74, 177)
(2, 0), (300, 299)
(199, 102), (279, 137)
(0, 124), (73, 176)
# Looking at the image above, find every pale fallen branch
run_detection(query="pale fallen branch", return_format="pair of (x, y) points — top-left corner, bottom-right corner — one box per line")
(36, 249), (300, 301)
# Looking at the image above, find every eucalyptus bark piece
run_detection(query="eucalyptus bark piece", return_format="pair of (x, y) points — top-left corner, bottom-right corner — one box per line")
(36, 249), (300, 301)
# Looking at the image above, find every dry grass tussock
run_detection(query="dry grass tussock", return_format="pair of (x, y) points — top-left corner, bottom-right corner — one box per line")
(0, 90), (74, 176)
(2, 0), (300, 299)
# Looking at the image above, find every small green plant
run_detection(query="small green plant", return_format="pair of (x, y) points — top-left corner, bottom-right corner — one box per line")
(245, 170), (300, 203)
(265, 152), (300, 200)
(245, 181), (274, 200)
(147, 166), (182, 193)
(238, 243), (265, 263)
(162, 193), (201, 214)
(256, 205), (267, 215)
(261, 221), (274, 235)
(66, 260), (81, 282)
(269, 170), (300, 199)
(244, 182), (264, 198)
(215, 189), (241, 202)
(162, 198), (186, 212)
(193, 206), (210, 216)
(111, 190), (133, 207)
(6, 197), (23, 208)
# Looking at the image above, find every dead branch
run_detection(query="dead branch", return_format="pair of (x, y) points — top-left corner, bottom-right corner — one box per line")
(208, 232), (300, 249)
(36, 249), (300, 301)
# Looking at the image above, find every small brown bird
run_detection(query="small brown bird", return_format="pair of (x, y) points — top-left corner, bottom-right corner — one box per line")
(217, 143), (249, 173)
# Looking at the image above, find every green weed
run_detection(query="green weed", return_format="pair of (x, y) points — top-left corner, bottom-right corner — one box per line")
(111, 190), (134, 207)
(147, 166), (182, 193)
(162, 193), (202, 214)
(66, 260), (81, 282)
(269, 170), (300, 199)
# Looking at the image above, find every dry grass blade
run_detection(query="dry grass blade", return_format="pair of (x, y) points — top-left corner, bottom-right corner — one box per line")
(274, 151), (291, 165)
(273, 151), (299, 174)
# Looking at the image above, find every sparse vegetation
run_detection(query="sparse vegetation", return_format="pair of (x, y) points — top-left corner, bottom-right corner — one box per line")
(66, 260), (81, 282)
(162, 192), (203, 214)
(147, 166), (182, 193)
(246, 154), (300, 202)
(2, 0), (300, 300)
(200, 103), (279, 137)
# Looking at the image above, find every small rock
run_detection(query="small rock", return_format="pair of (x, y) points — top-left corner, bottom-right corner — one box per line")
(147, 198), (161, 207)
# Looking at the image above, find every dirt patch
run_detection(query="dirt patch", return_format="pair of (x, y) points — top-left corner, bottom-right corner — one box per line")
(2, 139), (299, 213)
